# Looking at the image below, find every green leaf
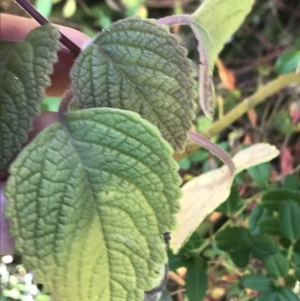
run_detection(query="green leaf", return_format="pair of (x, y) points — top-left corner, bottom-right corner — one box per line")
(181, 232), (203, 253)
(259, 217), (281, 236)
(35, 0), (53, 17)
(5, 108), (182, 301)
(275, 49), (300, 74)
(259, 287), (300, 301)
(293, 239), (300, 265)
(184, 259), (207, 301)
(247, 162), (270, 187)
(71, 16), (196, 152)
(40, 97), (61, 112)
(279, 200), (300, 241)
(229, 249), (250, 268)
(284, 174), (300, 190)
(295, 267), (300, 281)
(264, 253), (289, 278)
(0, 25), (60, 171)
(215, 227), (253, 252)
(217, 186), (241, 214)
(241, 275), (272, 291)
(250, 236), (279, 260)
(167, 250), (184, 271)
(192, 0), (255, 66)
(249, 204), (272, 235)
(261, 189), (300, 211)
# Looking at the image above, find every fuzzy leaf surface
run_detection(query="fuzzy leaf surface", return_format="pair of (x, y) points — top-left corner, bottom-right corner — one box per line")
(71, 16), (196, 152)
(5, 108), (182, 301)
(192, 0), (255, 66)
(0, 25), (60, 171)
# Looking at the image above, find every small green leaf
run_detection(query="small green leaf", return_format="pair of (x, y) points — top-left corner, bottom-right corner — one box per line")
(247, 162), (270, 187)
(259, 217), (281, 236)
(184, 259), (207, 301)
(192, 0), (255, 66)
(167, 250), (184, 271)
(249, 204), (272, 235)
(261, 189), (300, 211)
(217, 186), (241, 214)
(284, 174), (300, 190)
(5, 108), (182, 301)
(295, 267), (300, 281)
(181, 232), (203, 252)
(229, 249), (250, 268)
(0, 25), (60, 171)
(264, 253), (289, 278)
(35, 0), (53, 17)
(215, 227), (253, 252)
(178, 157), (191, 170)
(241, 275), (272, 291)
(293, 239), (300, 265)
(259, 287), (299, 301)
(275, 49), (300, 74)
(250, 236), (279, 260)
(40, 97), (60, 112)
(279, 200), (300, 241)
(71, 16), (196, 152)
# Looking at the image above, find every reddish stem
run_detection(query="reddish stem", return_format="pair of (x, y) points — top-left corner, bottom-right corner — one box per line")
(157, 14), (190, 26)
(14, 0), (81, 57)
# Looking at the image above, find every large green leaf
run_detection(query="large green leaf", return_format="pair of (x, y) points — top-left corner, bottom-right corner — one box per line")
(0, 25), (60, 171)
(71, 16), (196, 152)
(192, 0), (255, 66)
(5, 108), (182, 301)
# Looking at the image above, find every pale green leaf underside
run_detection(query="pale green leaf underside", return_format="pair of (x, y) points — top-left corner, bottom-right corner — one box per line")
(71, 16), (196, 152)
(5, 108), (182, 301)
(192, 0), (255, 66)
(0, 24), (60, 171)
(188, 20), (215, 119)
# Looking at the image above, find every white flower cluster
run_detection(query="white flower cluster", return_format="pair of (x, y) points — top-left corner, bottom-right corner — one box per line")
(0, 261), (51, 301)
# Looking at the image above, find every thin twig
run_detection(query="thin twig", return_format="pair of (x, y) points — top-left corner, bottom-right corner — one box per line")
(14, 0), (81, 57)
(174, 73), (300, 161)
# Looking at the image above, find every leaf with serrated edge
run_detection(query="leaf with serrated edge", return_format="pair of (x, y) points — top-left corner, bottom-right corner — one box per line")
(0, 25), (60, 171)
(171, 143), (279, 253)
(192, 0), (255, 67)
(70, 16), (196, 152)
(5, 108), (182, 301)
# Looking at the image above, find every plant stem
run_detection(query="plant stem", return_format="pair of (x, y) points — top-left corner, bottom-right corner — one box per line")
(14, 0), (81, 57)
(58, 89), (73, 118)
(287, 241), (295, 261)
(174, 73), (300, 161)
(157, 14), (190, 26)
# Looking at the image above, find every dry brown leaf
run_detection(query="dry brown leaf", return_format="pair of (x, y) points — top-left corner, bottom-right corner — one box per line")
(170, 143), (279, 253)
(216, 58), (236, 90)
